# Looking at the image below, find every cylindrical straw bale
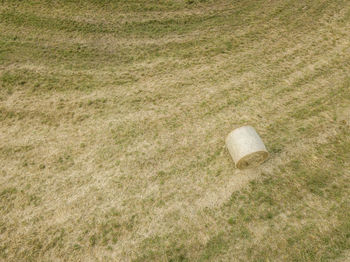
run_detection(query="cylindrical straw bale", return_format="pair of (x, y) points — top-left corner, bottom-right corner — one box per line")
(226, 126), (268, 169)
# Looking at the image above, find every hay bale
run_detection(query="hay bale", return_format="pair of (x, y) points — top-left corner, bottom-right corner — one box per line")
(226, 126), (269, 169)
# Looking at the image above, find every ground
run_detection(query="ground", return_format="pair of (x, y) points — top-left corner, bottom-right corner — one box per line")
(0, 0), (350, 261)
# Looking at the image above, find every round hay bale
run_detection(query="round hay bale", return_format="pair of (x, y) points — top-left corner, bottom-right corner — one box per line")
(226, 126), (269, 169)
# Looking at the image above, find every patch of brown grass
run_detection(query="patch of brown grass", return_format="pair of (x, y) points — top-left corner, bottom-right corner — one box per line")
(0, 0), (350, 261)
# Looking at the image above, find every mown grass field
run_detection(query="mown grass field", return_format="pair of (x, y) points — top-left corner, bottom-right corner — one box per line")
(1, 0), (350, 261)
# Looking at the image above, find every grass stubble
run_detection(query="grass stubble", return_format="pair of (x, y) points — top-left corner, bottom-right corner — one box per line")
(0, 0), (350, 261)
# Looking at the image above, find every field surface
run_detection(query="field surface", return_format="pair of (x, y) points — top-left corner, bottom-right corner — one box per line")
(1, 0), (350, 261)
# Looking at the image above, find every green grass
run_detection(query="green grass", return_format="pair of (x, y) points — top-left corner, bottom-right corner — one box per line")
(0, 0), (350, 261)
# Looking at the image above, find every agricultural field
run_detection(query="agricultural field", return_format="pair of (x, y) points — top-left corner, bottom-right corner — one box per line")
(0, 0), (350, 261)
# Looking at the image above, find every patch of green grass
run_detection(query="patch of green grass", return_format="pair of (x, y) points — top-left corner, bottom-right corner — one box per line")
(0, 69), (95, 93)
(199, 232), (228, 261)
(135, 234), (190, 262)
(0, 187), (17, 202)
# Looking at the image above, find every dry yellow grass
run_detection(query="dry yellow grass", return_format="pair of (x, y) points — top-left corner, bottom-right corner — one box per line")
(0, 0), (350, 261)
